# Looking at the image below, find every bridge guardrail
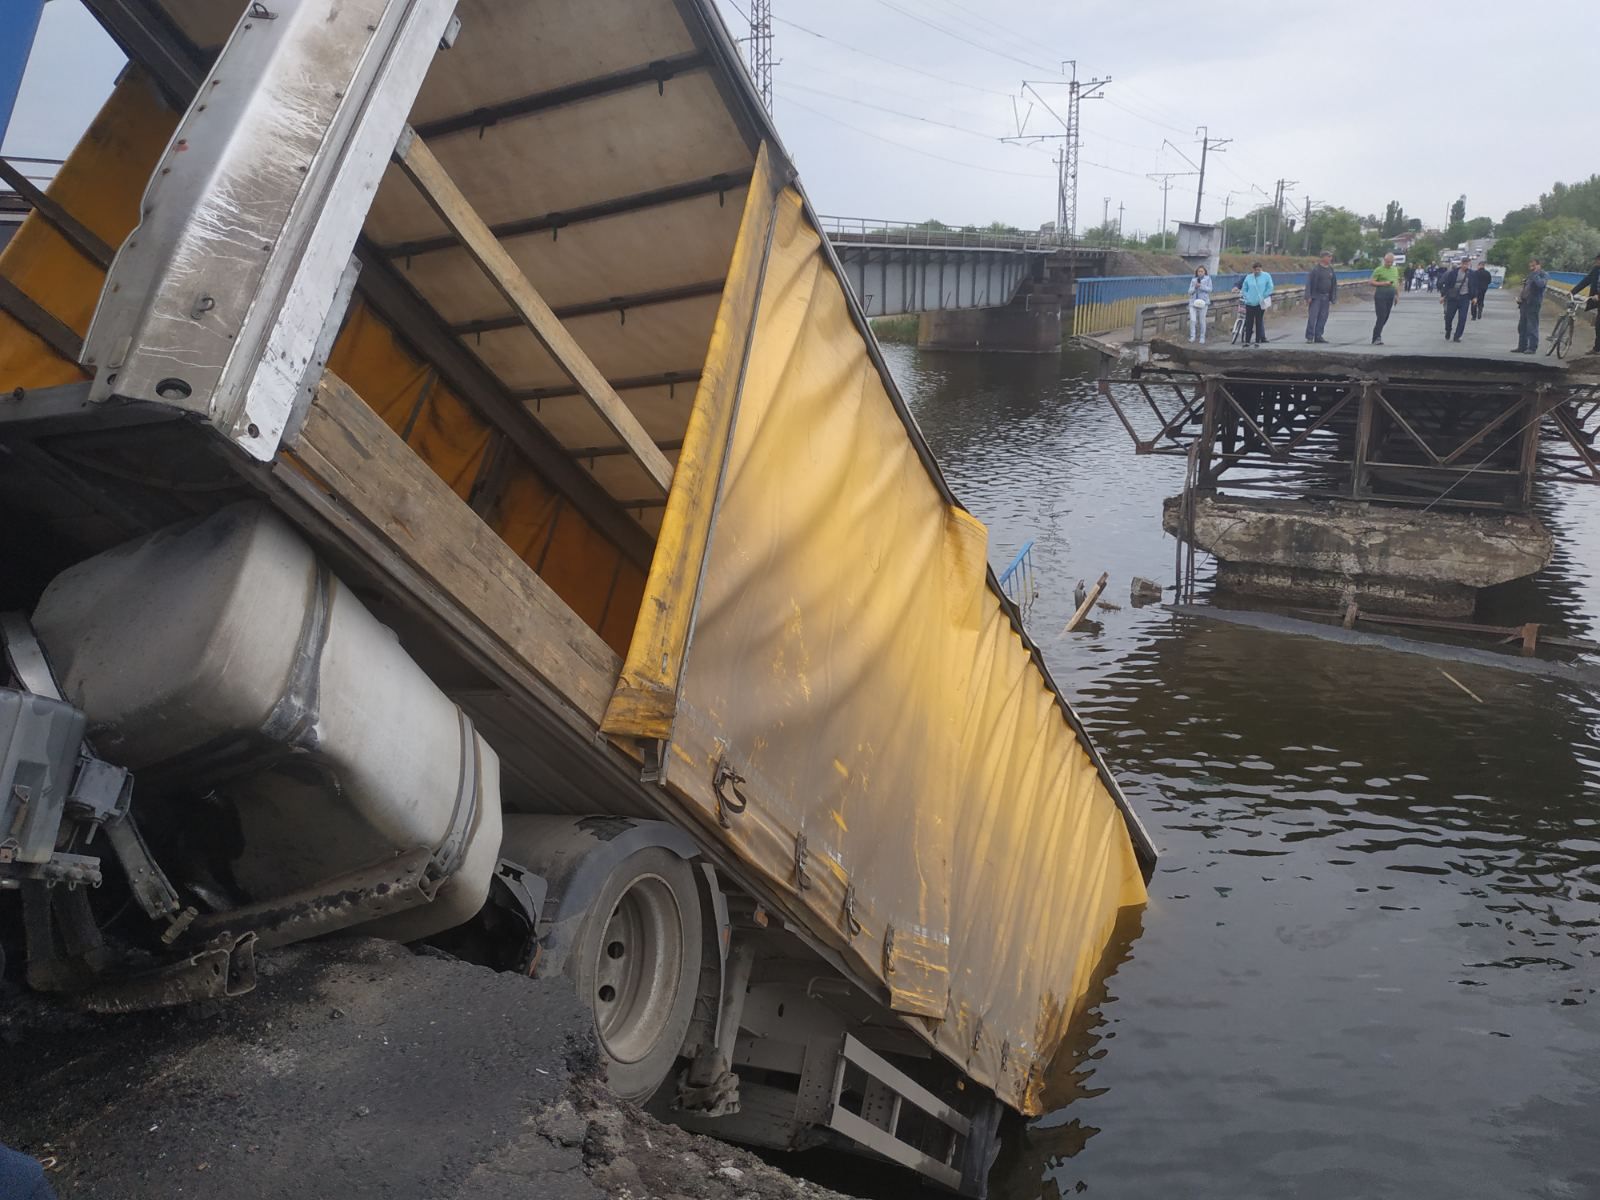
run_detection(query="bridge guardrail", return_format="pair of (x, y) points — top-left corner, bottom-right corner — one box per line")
(1074, 270), (1369, 336)
(817, 215), (1081, 254)
(1130, 281), (1377, 344)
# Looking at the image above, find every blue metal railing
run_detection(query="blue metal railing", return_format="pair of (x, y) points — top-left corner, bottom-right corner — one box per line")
(1073, 270), (1368, 334)
(997, 539), (1038, 620)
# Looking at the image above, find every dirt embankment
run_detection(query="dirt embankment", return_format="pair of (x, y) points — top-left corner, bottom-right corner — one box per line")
(0, 940), (857, 1200)
(1106, 250), (1326, 277)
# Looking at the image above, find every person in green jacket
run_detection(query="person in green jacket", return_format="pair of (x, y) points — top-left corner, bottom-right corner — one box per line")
(1370, 253), (1402, 345)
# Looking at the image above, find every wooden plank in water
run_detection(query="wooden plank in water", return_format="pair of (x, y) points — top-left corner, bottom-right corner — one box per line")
(1060, 571), (1108, 637)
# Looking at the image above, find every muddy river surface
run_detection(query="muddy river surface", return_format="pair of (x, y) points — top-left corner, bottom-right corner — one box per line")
(881, 344), (1600, 1200)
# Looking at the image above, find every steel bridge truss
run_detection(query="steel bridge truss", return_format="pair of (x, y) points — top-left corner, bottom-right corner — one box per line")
(1101, 367), (1600, 512)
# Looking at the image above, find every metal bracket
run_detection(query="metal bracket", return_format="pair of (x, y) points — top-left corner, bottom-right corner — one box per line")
(284, 254), (362, 445)
(842, 884), (863, 937)
(1, 611), (65, 701)
(439, 10), (462, 48)
(711, 748), (748, 829)
(793, 832), (812, 892)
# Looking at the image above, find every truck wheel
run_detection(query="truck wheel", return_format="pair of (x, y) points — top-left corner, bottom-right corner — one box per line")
(569, 848), (702, 1102)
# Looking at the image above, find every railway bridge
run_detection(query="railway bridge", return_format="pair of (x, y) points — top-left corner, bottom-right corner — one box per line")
(820, 217), (1112, 352)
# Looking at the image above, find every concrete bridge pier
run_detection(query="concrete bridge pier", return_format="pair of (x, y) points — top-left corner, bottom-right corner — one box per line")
(1162, 495), (1553, 617)
(917, 260), (1076, 353)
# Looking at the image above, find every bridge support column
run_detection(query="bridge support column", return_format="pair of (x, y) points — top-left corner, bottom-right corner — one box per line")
(1162, 495), (1553, 617)
(917, 294), (1062, 354)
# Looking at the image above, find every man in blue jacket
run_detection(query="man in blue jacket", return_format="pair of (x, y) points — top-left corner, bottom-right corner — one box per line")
(1512, 258), (1548, 353)
(1234, 263), (1274, 346)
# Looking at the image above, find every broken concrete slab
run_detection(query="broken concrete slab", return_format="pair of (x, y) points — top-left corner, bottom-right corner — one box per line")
(1163, 495), (1552, 617)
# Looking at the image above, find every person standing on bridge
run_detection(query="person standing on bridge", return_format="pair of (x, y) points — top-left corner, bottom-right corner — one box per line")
(1370, 252), (1403, 345)
(1404, 263), (1418, 292)
(1234, 262), (1274, 346)
(1440, 257), (1474, 342)
(1470, 260), (1492, 319)
(1567, 252), (1600, 354)
(1513, 257), (1548, 353)
(1305, 251), (1338, 343)
(1187, 265), (1213, 342)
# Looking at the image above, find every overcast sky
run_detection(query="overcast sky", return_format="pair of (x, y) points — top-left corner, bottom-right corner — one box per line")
(7, 0), (1593, 239)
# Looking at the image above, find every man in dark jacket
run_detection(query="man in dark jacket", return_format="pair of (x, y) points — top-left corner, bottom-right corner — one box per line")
(1304, 250), (1338, 343)
(1569, 252), (1600, 354)
(1514, 258), (1549, 353)
(1440, 258), (1475, 342)
(1469, 261), (1492, 319)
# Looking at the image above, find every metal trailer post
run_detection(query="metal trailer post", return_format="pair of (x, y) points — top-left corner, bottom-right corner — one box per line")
(0, 0), (48, 147)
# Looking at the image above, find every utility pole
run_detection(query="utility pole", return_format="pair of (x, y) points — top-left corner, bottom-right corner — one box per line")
(1193, 126), (1231, 222)
(1102, 195), (1111, 238)
(1147, 170), (1196, 251)
(748, 0), (774, 115)
(1269, 178), (1297, 254)
(1302, 196), (1312, 253)
(1061, 62), (1108, 244)
(1147, 174), (1177, 251)
(1003, 62), (1108, 244)
(1117, 201), (1124, 243)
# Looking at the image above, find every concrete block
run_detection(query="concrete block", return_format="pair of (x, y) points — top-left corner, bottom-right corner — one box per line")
(1163, 495), (1552, 616)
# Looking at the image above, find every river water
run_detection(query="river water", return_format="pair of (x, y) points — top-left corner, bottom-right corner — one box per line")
(880, 343), (1600, 1200)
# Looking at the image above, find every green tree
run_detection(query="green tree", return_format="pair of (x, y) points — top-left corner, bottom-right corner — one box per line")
(1084, 219), (1124, 247)
(1356, 232), (1392, 263)
(1449, 196), (1466, 226)
(1381, 200), (1407, 237)
(1408, 238), (1440, 266)
(1492, 217), (1600, 272)
(1463, 216), (1494, 240)
(915, 219), (950, 231)
(1302, 207), (1363, 261)
(1499, 204), (1540, 238)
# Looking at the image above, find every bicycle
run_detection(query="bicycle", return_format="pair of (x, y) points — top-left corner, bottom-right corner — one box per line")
(1547, 292), (1583, 359)
(1230, 302), (1246, 345)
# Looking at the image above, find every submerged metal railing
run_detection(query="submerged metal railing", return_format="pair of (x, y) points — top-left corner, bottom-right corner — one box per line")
(997, 539), (1039, 620)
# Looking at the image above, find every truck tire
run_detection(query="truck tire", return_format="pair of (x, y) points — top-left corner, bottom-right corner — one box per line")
(568, 847), (702, 1102)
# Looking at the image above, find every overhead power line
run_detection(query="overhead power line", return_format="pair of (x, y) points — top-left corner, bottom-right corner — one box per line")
(781, 95), (1054, 179)
(864, 0), (1059, 74)
(774, 15), (1013, 97)
(780, 58), (1008, 128)
(919, 0), (1063, 63)
(1103, 96), (1188, 135)
(780, 81), (1000, 141)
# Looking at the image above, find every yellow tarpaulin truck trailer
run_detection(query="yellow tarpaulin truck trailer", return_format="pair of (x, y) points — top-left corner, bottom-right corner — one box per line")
(0, 2), (1153, 1191)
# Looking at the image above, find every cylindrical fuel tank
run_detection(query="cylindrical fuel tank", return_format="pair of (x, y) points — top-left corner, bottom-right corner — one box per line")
(32, 502), (501, 940)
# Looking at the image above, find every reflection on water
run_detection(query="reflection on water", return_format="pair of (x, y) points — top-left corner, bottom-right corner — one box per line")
(883, 344), (1600, 1200)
